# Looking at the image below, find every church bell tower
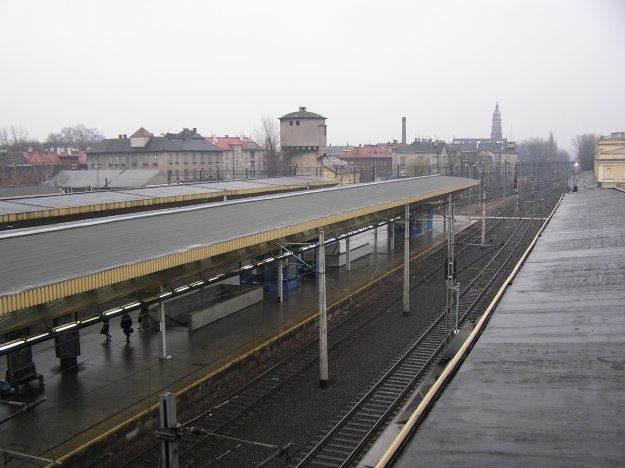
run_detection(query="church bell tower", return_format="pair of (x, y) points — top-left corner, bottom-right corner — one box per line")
(491, 102), (502, 141)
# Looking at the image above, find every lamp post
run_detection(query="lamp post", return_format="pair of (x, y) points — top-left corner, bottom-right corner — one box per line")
(573, 161), (579, 191)
(93, 164), (101, 191)
(503, 158), (509, 200)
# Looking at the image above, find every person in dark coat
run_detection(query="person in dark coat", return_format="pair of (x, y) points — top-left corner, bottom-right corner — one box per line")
(100, 317), (111, 342)
(120, 312), (133, 342)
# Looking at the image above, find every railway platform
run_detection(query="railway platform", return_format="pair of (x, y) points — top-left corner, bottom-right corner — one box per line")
(366, 188), (625, 467)
(0, 214), (478, 465)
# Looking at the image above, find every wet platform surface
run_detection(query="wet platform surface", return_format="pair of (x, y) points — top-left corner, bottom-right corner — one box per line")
(391, 189), (625, 467)
(0, 215), (476, 463)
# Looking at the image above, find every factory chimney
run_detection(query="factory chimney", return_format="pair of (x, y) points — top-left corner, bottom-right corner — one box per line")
(401, 117), (406, 145)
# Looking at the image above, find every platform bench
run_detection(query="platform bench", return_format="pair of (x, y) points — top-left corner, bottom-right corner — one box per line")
(6, 365), (44, 390)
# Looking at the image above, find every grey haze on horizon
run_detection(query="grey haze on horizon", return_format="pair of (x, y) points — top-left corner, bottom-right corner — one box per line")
(1, 0), (623, 152)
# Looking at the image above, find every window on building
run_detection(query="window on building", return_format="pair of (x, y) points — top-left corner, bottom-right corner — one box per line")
(192, 153), (196, 163)
(121, 155), (126, 166)
(132, 155), (137, 165)
(115, 156), (119, 165)
(289, 121), (293, 126)
(72, 163), (77, 169)
(153, 154), (158, 164)
(109, 157), (114, 165)
(296, 121), (300, 126)
(234, 146), (240, 154)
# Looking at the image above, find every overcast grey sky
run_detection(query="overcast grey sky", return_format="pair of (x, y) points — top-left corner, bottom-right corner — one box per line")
(1, 0), (623, 152)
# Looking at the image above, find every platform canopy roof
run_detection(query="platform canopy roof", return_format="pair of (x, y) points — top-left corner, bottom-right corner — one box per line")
(0, 175), (477, 320)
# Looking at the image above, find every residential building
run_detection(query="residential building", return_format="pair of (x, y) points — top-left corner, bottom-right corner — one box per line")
(335, 144), (393, 180)
(207, 135), (264, 178)
(393, 139), (449, 177)
(594, 131), (625, 188)
(0, 150), (64, 186)
(87, 127), (223, 184)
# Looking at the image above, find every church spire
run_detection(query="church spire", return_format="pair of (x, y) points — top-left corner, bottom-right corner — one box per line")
(491, 102), (502, 141)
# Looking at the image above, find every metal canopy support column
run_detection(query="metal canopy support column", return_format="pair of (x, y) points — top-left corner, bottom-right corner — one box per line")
(481, 183), (486, 248)
(277, 260), (284, 303)
(157, 392), (179, 468)
(159, 285), (170, 360)
(403, 204), (410, 315)
(318, 230), (329, 388)
(389, 220), (395, 250)
(446, 194), (456, 343)
(345, 237), (351, 271)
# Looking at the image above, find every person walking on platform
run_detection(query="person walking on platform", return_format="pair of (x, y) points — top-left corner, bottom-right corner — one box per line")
(120, 312), (134, 342)
(100, 317), (111, 342)
(138, 306), (150, 332)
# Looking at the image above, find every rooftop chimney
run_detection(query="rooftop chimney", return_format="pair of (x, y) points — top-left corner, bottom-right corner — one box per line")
(299, 106), (307, 112)
(401, 117), (406, 145)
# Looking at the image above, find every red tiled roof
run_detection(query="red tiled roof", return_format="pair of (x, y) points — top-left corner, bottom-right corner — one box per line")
(21, 151), (64, 165)
(341, 146), (392, 158)
(207, 136), (244, 151)
(131, 127), (153, 138)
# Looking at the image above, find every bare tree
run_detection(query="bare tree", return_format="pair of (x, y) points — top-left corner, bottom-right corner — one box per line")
(518, 133), (569, 162)
(572, 134), (599, 171)
(0, 126), (33, 150)
(46, 124), (104, 150)
(255, 115), (283, 177)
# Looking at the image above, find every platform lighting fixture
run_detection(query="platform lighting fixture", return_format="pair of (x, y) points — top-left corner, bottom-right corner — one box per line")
(158, 291), (173, 299)
(123, 302), (141, 310)
(104, 307), (123, 316)
(240, 264), (254, 270)
(190, 280), (205, 287)
(0, 339), (26, 351)
(26, 332), (50, 342)
(174, 285), (189, 293)
(53, 323), (78, 333)
(207, 276), (222, 282)
(80, 316), (100, 325)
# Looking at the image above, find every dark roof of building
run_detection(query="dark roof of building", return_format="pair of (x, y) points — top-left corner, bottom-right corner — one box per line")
(451, 138), (513, 152)
(88, 129), (222, 154)
(279, 106), (326, 120)
(395, 140), (446, 154)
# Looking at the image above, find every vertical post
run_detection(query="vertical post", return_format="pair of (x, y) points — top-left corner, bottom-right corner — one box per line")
(159, 392), (179, 468)
(481, 183), (486, 248)
(389, 221), (395, 250)
(345, 237), (351, 271)
(277, 260), (284, 303)
(318, 230), (328, 388)
(454, 282), (460, 334)
(403, 204), (410, 315)
(159, 285), (169, 360)
(446, 194), (456, 343)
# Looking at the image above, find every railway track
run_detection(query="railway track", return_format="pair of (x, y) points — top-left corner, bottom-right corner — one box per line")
(291, 191), (558, 467)
(125, 184), (564, 468)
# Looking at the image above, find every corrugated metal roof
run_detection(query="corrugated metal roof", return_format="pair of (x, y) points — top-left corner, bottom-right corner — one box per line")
(0, 176), (476, 312)
(0, 176), (337, 221)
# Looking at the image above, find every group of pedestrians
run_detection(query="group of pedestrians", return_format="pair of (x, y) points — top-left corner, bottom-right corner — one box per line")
(99, 307), (152, 343)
